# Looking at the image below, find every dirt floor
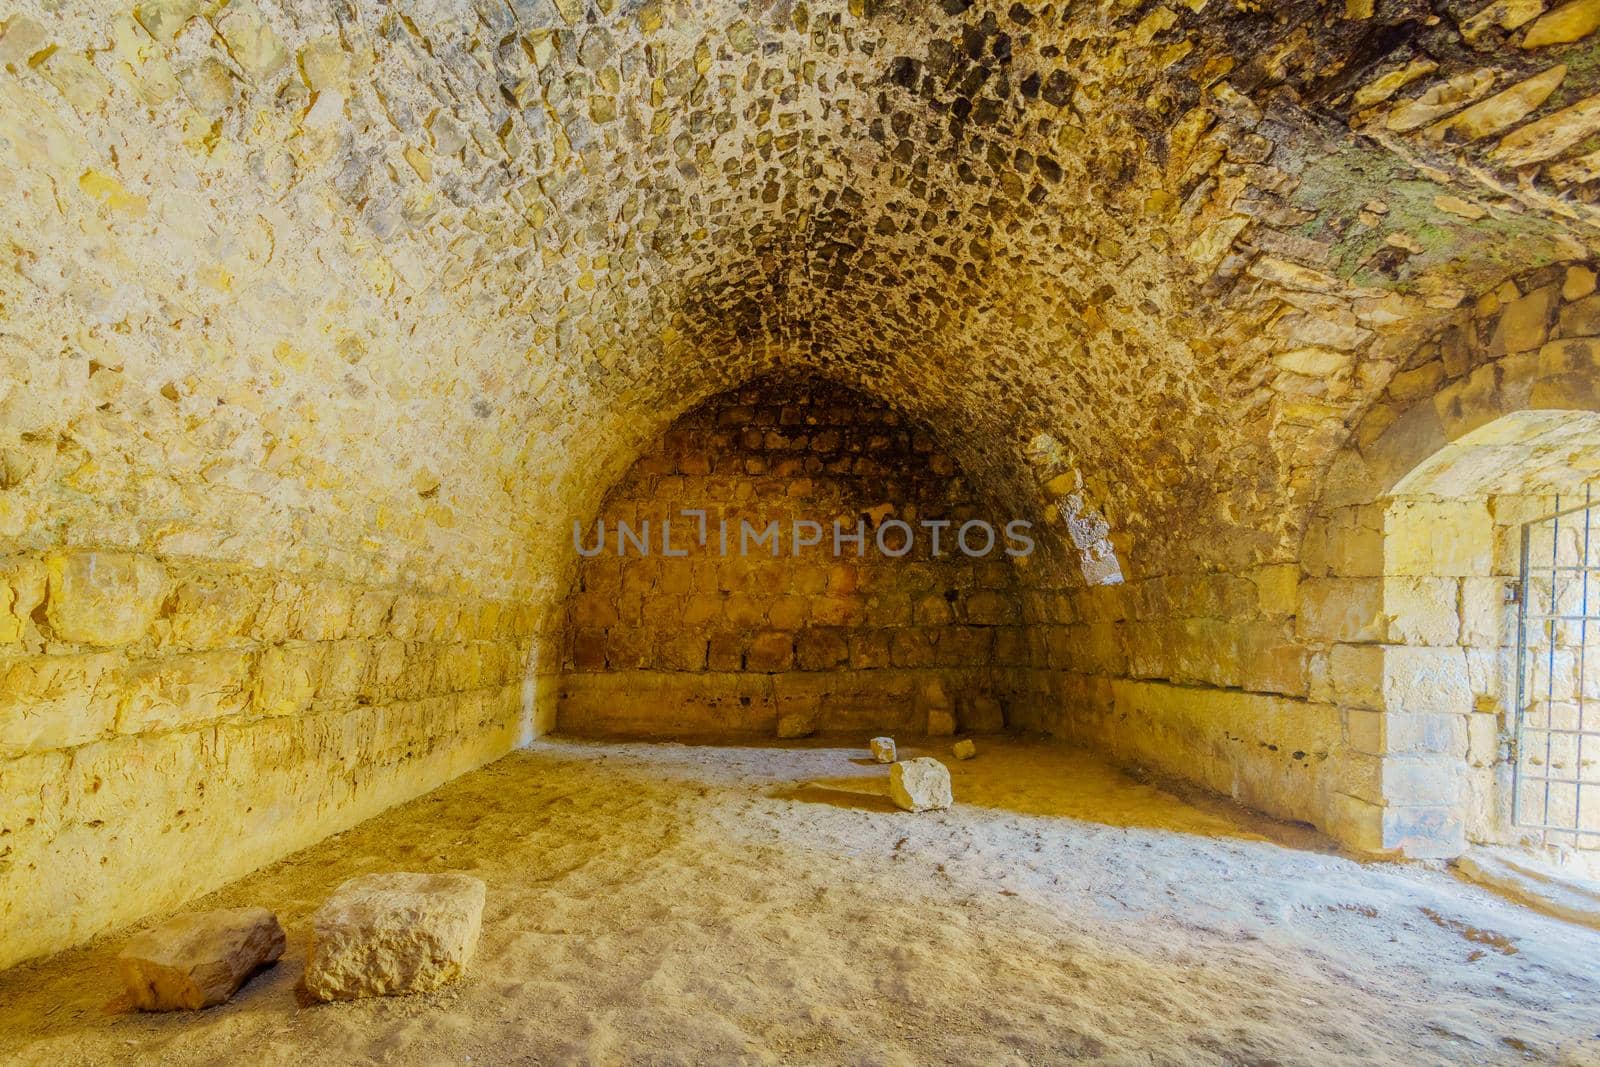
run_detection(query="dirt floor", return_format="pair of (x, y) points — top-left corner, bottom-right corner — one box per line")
(2, 736), (1599, 1066)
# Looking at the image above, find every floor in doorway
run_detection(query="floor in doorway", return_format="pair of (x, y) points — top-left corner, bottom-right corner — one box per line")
(2, 736), (1598, 1066)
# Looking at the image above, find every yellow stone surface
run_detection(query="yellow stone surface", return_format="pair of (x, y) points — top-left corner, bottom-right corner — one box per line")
(45, 552), (170, 647)
(1520, 0), (1600, 46)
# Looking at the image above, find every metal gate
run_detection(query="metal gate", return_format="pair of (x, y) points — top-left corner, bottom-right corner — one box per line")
(1514, 486), (1600, 845)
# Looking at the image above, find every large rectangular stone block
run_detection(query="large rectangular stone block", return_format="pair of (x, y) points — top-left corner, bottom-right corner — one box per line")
(1384, 498), (1493, 577)
(1382, 576), (1460, 646)
(0, 652), (122, 752)
(45, 551), (171, 647)
(1297, 578), (1384, 643)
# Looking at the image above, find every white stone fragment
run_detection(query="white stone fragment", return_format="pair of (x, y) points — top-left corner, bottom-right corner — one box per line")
(890, 757), (953, 812)
(869, 736), (896, 763)
(117, 907), (285, 1011)
(305, 872), (486, 1002)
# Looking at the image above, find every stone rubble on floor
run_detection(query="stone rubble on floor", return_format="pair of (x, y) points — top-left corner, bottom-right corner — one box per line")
(304, 872), (486, 1002)
(890, 757), (953, 813)
(116, 906), (286, 1011)
(952, 739), (977, 760)
(870, 737), (897, 763)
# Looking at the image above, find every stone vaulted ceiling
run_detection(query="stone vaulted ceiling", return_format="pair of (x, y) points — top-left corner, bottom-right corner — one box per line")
(2, 0), (1600, 601)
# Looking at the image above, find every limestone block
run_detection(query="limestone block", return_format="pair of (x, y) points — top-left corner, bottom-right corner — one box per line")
(0, 15), (47, 72)
(1459, 578), (1510, 647)
(305, 872), (486, 1002)
(776, 709), (816, 738)
(1302, 505), (1384, 577)
(252, 644), (322, 717)
(1345, 709), (1467, 757)
(1521, 0), (1600, 47)
(961, 693), (1005, 733)
(951, 739), (976, 760)
(0, 556), (47, 643)
(214, 2), (288, 81)
(156, 573), (264, 650)
(1565, 265), (1599, 301)
(45, 551), (170, 647)
(135, 0), (204, 41)
(744, 631), (793, 672)
(1383, 577), (1460, 646)
(1384, 499), (1493, 576)
(1249, 564), (1300, 617)
(869, 736), (896, 763)
(115, 651), (252, 735)
(1384, 645), (1474, 716)
(889, 757), (952, 813)
(0, 652), (121, 751)
(1381, 755), (1464, 807)
(1297, 578), (1384, 643)
(1487, 284), (1560, 355)
(1533, 339), (1600, 408)
(1558, 294), (1600, 338)
(118, 907), (285, 1011)
(1425, 65), (1566, 144)
(1238, 622), (1309, 697)
(795, 628), (848, 670)
(1466, 710), (1503, 765)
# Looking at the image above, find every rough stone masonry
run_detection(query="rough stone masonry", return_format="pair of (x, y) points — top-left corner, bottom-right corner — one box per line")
(2, 0), (1600, 968)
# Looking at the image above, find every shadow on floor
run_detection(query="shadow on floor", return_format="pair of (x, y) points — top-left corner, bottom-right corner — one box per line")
(771, 780), (901, 813)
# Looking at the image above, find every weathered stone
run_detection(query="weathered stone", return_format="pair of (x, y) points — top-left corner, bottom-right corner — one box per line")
(869, 736), (896, 763)
(1487, 284), (1559, 355)
(5, 0), (1600, 974)
(777, 710), (817, 738)
(1460, 0), (1546, 42)
(1520, 0), (1600, 47)
(1549, 148), (1600, 185)
(1426, 66), (1565, 144)
(889, 757), (952, 812)
(117, 907), (285, 1011)
(1491, 93), (1600, 166)
(305, 872), (486, 1002)
(951, 738), (976, 760)
(1385, 68), (1497, 131)
(45, 552), (170, 647)
(1564, 265), (1598, 301)
(215, 3), (288, 81)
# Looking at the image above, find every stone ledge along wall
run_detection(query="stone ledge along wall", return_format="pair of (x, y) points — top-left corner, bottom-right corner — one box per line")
(557, 376), (1026, 739)
(0, 549), (537, 970)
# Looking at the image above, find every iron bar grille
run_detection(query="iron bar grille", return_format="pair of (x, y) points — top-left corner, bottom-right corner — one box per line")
(1514, 485), (1600, 842)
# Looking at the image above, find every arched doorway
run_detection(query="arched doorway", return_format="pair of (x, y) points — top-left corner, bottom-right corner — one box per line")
(1316, 407), (1600, 860)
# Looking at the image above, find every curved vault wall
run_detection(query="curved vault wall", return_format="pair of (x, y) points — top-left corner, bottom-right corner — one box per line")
(2, 0), (1600, 965)
(557, 374), (1028, 740)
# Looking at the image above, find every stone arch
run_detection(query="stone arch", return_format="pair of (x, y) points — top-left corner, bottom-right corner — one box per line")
(1303, 260), (1600, 856)
(550, 371), (1049, 740)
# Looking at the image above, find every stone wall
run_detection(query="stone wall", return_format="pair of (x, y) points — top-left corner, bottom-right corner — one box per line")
(0, 549), (536, 969)
(1013, 258), (1600, 853)
(558, 376), (1024, 739)
(3, 0), (1600, 966)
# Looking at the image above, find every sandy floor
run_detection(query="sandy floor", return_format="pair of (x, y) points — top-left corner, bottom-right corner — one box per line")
(2, 736), (1599, 1066)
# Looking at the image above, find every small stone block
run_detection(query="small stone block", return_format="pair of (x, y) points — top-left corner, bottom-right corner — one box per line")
(869, 736), (896, 763)
(117, 907), (285, 1011)
(951, 739), (977, 760)
(305, 872), (486, 1002)
(890, 757), (953, 812)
